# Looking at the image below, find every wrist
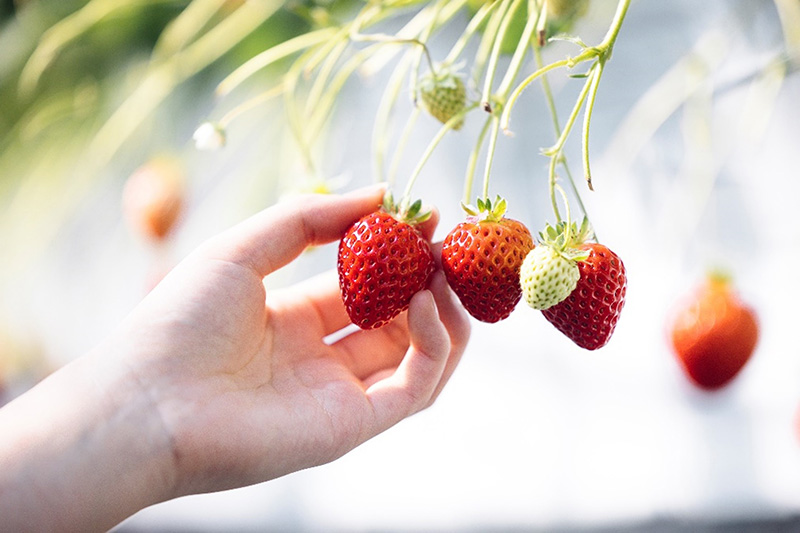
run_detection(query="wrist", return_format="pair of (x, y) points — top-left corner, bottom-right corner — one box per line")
(0, 347), (177, 530)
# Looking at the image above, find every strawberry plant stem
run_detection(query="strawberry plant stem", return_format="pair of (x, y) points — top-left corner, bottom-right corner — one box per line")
(482, 0), (524, 110)
(545, 67), (594, 221)
(373, 54), (415, 183)
(500, 58), (569, 132)
(533, 41), (591, 230)
(305, 40), (350, 116)
(495, 0), (542, 99)
(464, 115), (494, 203)
(473, 0), (514, 89)
(443, 1), (499, 66)
(388, 108), (421, 187)
(405, 102), (481, 199)
(409, 0), (448, 99)
(218, 83), (284, 128)
(599, 0), (631, 58)
(533, 42), (561, 139)
(482, 116), (502, 199)
(581, 61), (604, 191)
(215, 28), (337, 97)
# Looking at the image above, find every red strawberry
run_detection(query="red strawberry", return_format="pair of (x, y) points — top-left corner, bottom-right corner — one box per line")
(795, 405), (800, 445)
(122, 156), (184, 241)
(338, 193), (435, 330)
(540, 237), (627, 350)
(441, 196), (533, 323)
(669, 273), (759, 390)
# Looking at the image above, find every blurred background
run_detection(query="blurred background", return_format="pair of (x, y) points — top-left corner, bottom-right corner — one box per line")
(1, 0), (799, 530)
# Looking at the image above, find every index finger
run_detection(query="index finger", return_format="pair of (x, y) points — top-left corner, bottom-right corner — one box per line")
(201, 184), (386, 277)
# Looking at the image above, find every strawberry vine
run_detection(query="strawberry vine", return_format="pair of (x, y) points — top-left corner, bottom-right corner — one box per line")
(199, 0), (633, 232)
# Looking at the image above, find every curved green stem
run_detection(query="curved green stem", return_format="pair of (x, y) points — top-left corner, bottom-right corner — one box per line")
(152, 0), (227, 61)
(19, 0), (184, 96)
(543, 63), (595, 159)
(283, 64), (316, 175)
(496, 0), (542, 99)
(581, 60), (604, 191)
(482, 116), (501, 199)
(388, 108), (421, 187)
(545, 63), (595, 220)
(464, 115), (494, 203)
(481, 0), (524, 109)
(533, 40), (588, 226)
(404, 102), (481, 199)
(409, 0), (448, 100)
(472, 0), (514, 89)
(554, 184), (572, 240)
(533, 41), (562, 136)
(218, 83), (284, 128)
(443, 0), (499, 66)
(372, 53), (415, 183)
(500, 58), (569, 131)
(350, 31), (436, 74)
(216, 28), (337, 97)
(305, 40), (349, 114)
(598, 0), (632, 56)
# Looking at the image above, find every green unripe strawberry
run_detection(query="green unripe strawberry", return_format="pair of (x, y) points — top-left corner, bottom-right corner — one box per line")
(419, 66), (467, 130)
(520, 244), (580, 310)
(520, 218), (592, 310)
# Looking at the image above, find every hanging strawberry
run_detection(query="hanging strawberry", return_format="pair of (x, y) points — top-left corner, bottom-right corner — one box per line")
(419, 65), (468, 130)
(668, 273), (759, 390)
(521, 218), (627, 350)
(337, 192), (436, 330)
(441, 196), (533, 323)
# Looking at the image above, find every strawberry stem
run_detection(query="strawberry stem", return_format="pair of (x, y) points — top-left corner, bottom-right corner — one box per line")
(532, 40), (593, 234)
(372, 53), (415, 184)
(472, 0), (515, 93)
(582, 61), (603, 191)
(482, 116), (501, 199)
(444, 1), (499, 66)
(405, 102), (481, 199)
(464, 114), (494, 204)
(495, 0), (543, 98)
(387, 107), (421, 187)
(481, 0), (524, 111)
(409, 0), (448, 102)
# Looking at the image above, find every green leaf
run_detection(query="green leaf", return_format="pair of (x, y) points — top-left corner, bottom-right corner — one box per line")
(407, 199), (422, 219)
(461, 201), (479, 216)
(549, 33), (588, 49)
(382, 190), (395, 212)
(494, 197), (507, 218)
(415, 210), (433, 224)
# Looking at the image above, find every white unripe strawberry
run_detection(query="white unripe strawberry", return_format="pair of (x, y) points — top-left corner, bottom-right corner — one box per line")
(520, 244), (580, 310)
(520, 218), (593, 310)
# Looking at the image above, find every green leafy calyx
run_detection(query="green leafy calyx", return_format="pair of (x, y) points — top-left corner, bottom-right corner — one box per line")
(538, 216), (595, 262)
(382, 190), (432, 225)
(461, 195), (508, 222)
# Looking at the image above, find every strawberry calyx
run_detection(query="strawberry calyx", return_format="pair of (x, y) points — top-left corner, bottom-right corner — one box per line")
(460, 194), (508, 223)
(538, 216), (595, 262)
(705, 268), (733, 290)
(418, 62), (465, 95)
(381, 190), (432, 226)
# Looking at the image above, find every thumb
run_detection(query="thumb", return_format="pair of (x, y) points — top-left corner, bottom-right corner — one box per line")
(199, 184), (386, 277)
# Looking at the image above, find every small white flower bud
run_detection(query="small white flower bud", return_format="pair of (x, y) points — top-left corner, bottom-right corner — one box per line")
(192, 122), (226, 151)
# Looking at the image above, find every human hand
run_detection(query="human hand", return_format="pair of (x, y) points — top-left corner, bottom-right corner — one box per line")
(0, 185), (470, 530)
(107, 184), (471, 497)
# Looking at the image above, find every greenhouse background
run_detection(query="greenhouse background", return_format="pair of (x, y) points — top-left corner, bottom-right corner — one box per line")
(1, 0), (799, 530)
